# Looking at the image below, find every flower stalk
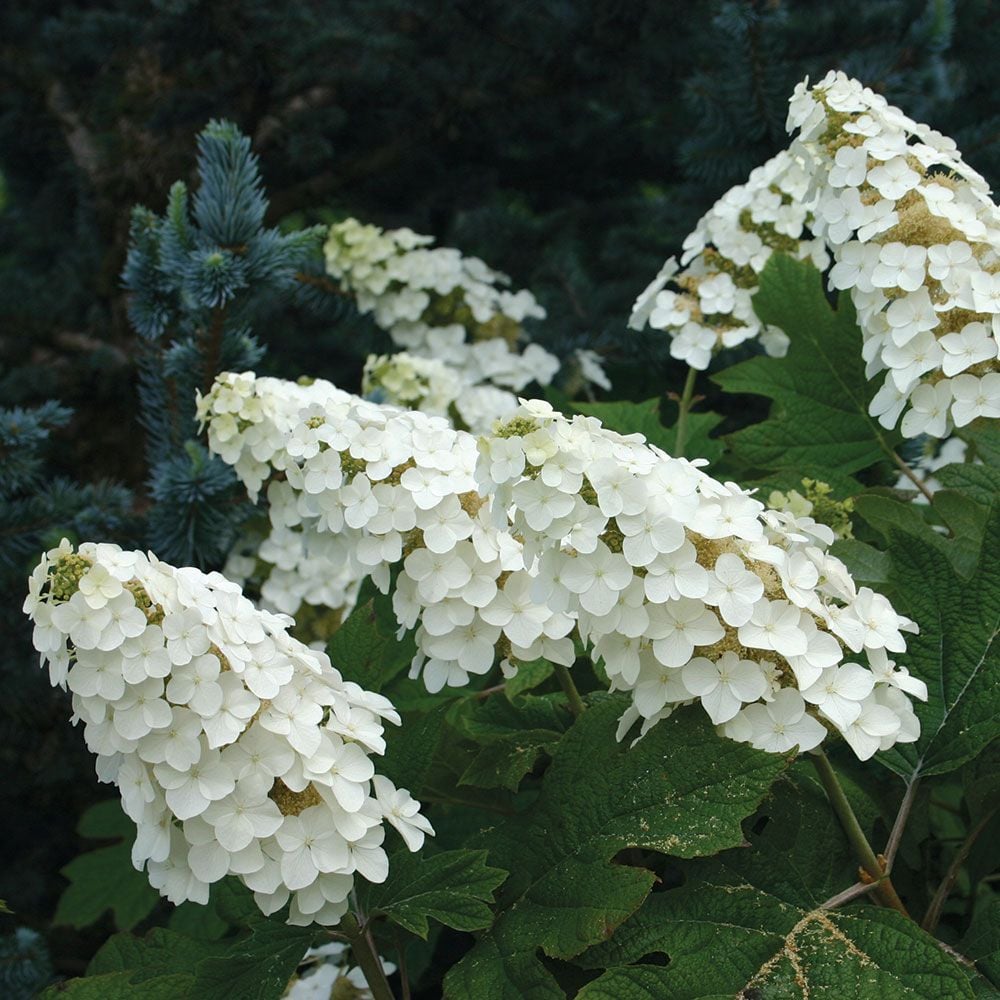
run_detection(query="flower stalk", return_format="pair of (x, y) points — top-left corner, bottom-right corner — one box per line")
(340, 911), (396, 1000)
(673, 366), (698, 458)
(553, 663), (586, 717)
(811, 750), (909, 918)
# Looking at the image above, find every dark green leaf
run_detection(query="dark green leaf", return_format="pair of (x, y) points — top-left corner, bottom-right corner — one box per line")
(505, 658), (555, 698)
(444, 697), (790, 997)
(41, 972), (195, 999)
(452, 693), (568, 743)
(190, 920), (317, 1000)
(830, 538), (891, 587)
(53, 843), (159, 932)
(380, 702), (453, 797)
(576, 906), (974, 999)
(963, 894), (1000, 987)
(77, 800), (134, 840)
(459, 734), (557, 791)
(87, 928), (226, 979)
(877, 505), (1000, 780)
(326, 590), (414, 692)
(713, 254), (901, 475)
(363, 848), (507, 938)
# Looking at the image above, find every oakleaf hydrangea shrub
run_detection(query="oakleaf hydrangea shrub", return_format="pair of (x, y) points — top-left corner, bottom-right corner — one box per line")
(19, 70), (1000, 1000)
(201, 371), (927, 760)
(24, 539), (431, 926)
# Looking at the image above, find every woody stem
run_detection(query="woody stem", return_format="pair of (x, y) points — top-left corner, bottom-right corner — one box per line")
(811, 750), (909, 918)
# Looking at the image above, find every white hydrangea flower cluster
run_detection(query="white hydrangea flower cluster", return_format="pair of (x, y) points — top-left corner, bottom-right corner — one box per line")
(283, 942), (394, 1000)
(788, 71), (1000, 437)
(23, 539), (432, 927)
(207, 374), (365, 619)
(628, 149), (830, 368)
(325, 217), (570, 396)
(363, 351), (518, 433)
(203, 370), (927, 762)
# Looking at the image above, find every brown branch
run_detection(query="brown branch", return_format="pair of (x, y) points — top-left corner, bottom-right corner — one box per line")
(891, 451), (936, 504)
(922, 806), (999, 934)
(294, 271), (350, 298)
(820, 880), (880, 910)
(884, 777), (920, 870)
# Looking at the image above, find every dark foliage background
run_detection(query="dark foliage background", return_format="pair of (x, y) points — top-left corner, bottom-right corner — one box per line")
(1, 0), (998, 985)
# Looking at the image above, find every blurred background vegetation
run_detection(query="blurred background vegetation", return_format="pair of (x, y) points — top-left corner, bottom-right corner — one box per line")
(1, 0), (999, 986)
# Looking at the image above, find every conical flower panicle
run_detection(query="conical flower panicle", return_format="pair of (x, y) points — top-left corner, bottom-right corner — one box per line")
(24, 539), (432, 926)
(203, 371), (927, 761)
(788, 71), (1000, 436)
(628, 149), (828, 367)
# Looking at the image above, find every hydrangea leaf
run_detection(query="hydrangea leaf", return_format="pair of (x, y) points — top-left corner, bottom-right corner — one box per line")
(53, 801), (158, 933)
(459, 734), (559, 791)
(874, 503), (1000, 780)
(53, 843), (158, 932)
(573, 397), (724, 463)
(505, 657), (555, 698)
(713, 254), (901, 475)
(575, 905), (974, 1000)
(40, 972), (196, 999)
(188, 920), (318, 1000)
(452, 692), (569, 743)
(325, 584), (414, 692)
(576, 769), (856, 975)
(962, 895), (1000, 987)
(855, 467), (999, 581)
(830, 538), (891, 587)
(452, 694), (568, 791)
(361, 848), (507, 938)
(76, 799), (135, 839)
(168, 877), (252, 941)
(960, 419), (1000, 468)
(575, 773), (971, 998)
(87, 928), (227, 979)
(443, 696), (791, 998)
(52, 919), (312, 1000)
(379, 701), (453, 797)
(935, 464), (1000, 508)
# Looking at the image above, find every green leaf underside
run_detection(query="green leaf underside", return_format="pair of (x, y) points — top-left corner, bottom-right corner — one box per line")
(443, 697), (791, 998)
(362, 848), (507, 938)
(876, 503), (1000, 781)
(713, 254), (901, 475)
